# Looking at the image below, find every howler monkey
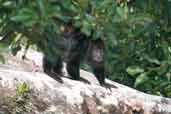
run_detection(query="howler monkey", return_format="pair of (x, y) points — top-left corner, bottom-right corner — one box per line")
(42, 24), (105, 85)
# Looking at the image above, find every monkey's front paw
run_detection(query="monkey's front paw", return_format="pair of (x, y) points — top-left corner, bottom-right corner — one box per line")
(101, 83), (117, 91)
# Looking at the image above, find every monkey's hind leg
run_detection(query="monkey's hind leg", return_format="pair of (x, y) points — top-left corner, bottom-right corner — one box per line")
(43, 56), (63, 83)
(43, 56), (53, 75)
(66, 55), (81, 80)
(53, 56), (63, 75)
(92, 65), (105, 85)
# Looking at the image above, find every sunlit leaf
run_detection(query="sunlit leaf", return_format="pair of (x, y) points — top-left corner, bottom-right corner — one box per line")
(134, 73), (149, 87)
(11, 15), (31, 22)
(126, 66), (144, 76)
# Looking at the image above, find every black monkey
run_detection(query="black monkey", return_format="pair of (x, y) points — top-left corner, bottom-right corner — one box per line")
(42, 24), (105, 85)
(86, 39), (105, 85)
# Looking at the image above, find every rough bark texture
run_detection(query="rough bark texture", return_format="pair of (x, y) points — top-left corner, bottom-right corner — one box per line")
(0, 50), (171, 114)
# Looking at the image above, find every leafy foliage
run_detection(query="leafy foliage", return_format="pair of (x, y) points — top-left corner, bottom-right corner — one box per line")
(0, 0), (171, 97)
(107, 0), (171, 97)
(0, 83), (32, 114)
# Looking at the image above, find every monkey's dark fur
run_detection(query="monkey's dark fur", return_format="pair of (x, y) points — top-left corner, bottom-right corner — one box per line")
(42, 25), (105, 85)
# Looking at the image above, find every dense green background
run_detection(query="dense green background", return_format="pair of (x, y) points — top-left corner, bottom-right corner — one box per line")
(0, 0), (171, 97)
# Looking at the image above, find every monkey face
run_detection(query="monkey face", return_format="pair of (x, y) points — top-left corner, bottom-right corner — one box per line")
(91, 46), (104, 63)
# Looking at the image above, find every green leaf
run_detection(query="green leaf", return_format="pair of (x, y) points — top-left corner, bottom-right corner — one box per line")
(126, 66), (144, 76)
(74, 0), (89, 9)
(2, 1), (13, 7)
(0, 54), (5, 64)
(37, 0), (45, 17)
(134, 73), (149, 87)
(11, 8), (38, 27)
(11, 15), (31, 22)
(81, 20), (92, 36)
(0, 42), (10, 52)
(16, 82), (30, 96)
